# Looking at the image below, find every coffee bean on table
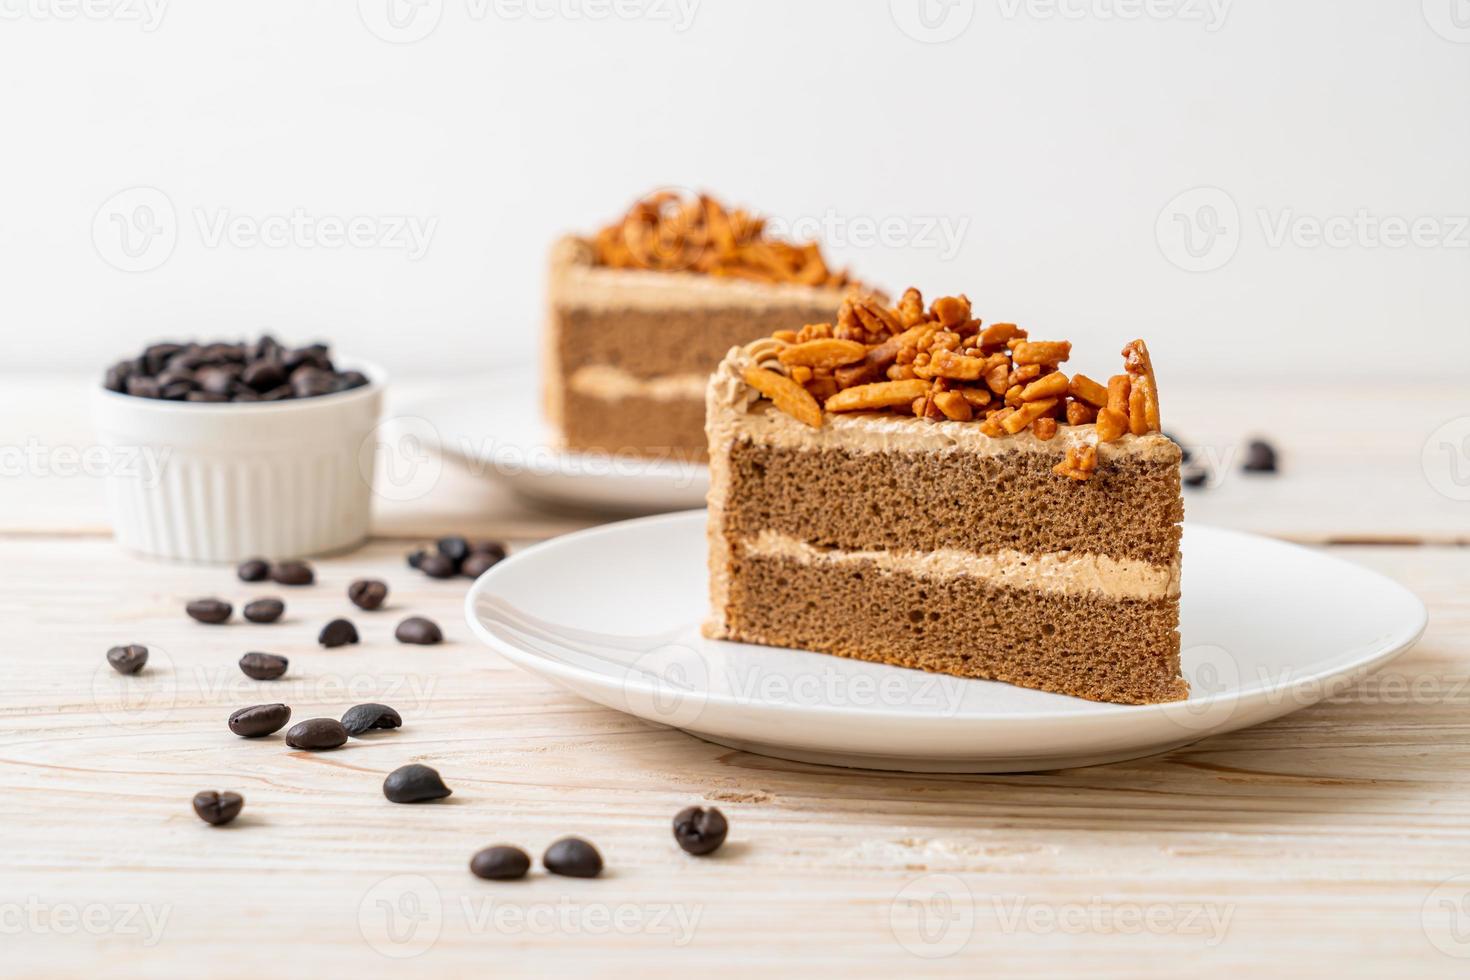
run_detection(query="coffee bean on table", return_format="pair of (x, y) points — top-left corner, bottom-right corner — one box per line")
(437, 536), (470, 567)
(271, 560), (315, 586)
(382, 764), (452, 803)
(543, 837), (603, 878)
(106, 644), (149, 674)
(461, 551), (503, 578)
(407, 549), (428, 570)
(237, 558), (270, 582)
(193, 790), (244, 826)
(318, 619), (359, 648)
(341, 703), (402, 736)
(672, 806), (729, 856)
(470, 846), (531, 881)
(228, 703), (291, 737)
(395, 617), (442, 645)
(419, 553), (457, 579)
(1242, 438), (1279, 473)
(243, 598), (285, 624)
(348, 579), (388, 611)
(1183, 465), (1210, 489)
(186, 598), (233, 624)
(285, 718), (348, 750)
(239, 652), (289, 680)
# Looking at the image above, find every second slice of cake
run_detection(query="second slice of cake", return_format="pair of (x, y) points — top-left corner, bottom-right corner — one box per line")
(545, 191), (859, 462)
(705, 289), (1186, 705)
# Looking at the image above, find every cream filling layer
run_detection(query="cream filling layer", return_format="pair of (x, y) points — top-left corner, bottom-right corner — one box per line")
(740, 529), (1180, 600)
(568, 365), (709, 402)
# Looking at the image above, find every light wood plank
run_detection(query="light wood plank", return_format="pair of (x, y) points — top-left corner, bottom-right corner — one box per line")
(1, 537), (1467, 977)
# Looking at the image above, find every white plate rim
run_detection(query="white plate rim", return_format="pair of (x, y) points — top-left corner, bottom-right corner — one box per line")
(465, 510), (1429, 727)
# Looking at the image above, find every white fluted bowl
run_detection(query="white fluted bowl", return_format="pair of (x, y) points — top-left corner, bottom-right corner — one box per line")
(93, 363), (385, 563)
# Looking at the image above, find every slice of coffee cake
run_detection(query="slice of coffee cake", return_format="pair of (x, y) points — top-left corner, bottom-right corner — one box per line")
(705, 289), (1186, 705)
(545, 192), (858, 462)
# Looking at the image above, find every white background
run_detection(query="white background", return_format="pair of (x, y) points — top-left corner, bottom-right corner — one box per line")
(2, 0), (1467, 380)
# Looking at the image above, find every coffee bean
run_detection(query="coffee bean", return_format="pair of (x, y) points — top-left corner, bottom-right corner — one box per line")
(143, 342), (185, 375)
(348, 579), (388, 611)
(543, 837), (602, 878)
(241, 359), (285, 391)
(395, 617), (442, 645)
(1183, 465), (1210, 489)
(186, 598), (233, 625)
(470, 846), (531, 881)
(1243, 438), (1278, 473)
(195, 365), (239, 396)
(419, 554), (457, 579)
(107, 337), (365, 403)
(672, 806), (729, 856)
(193, 790), (244, 826)
(239, 652), (289, 680)
(285, 718), (348, 750)
(104, 360), (133, 393)
(461, 551), (504, 578)
(407, 549), (428, 570)
(270, 561), (315, 586)
(470, 540), (507, 557)
(341, 703), (402, 736)
(228, 703), (291, 738)
(318, 618), (359, 648)
(243, 598), (285, 624)
(437, 536), (470, 567)
(382, 764), (452, 803)
(106, 644), (148, 675)
(236, 558), (270, 582)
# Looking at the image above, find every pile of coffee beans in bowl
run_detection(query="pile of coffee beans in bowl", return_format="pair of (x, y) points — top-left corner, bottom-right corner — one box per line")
(103, 336), (369, 403)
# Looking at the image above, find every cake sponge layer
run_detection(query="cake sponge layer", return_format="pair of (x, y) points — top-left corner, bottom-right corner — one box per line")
(559, 388), (708, 461)
(713, 550), (1186, 705)
(722, 440), (1182, 565)
(553, 304), (837, 380)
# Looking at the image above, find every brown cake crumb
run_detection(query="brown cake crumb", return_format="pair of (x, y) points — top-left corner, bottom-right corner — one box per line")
(589, 190), (857, 288)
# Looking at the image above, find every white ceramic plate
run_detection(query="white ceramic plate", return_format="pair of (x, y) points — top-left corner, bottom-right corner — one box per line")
(405, 368), (708, 513)
(465, 511), (1427, 772)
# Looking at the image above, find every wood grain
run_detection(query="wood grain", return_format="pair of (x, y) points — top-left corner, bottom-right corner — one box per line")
(1, 536), (1467, 977)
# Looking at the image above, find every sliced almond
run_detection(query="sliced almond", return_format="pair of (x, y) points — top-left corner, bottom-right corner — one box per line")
(825, 378), (931, 413)
(743, 366), (823, 427)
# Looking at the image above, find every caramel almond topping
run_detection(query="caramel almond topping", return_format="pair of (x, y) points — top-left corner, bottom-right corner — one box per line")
(824, 379), (931, 413)
(734, 286), (1165, 480)
(777, 338), (868, 369)
(742, 366), (823, 428)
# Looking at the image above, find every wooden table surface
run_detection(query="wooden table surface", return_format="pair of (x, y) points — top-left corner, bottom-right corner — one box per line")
(3, 375), (1468, 978)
